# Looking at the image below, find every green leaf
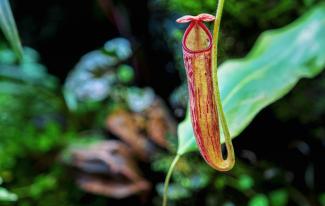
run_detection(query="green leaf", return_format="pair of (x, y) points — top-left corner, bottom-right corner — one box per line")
(0, 187), (17, 202)
(0, 0), (23, 61)
(177, 4), (325, 155)
(117, 64), (134, 83)
(249, 194), (269, 206)
(238, 175), (254, 190)
(269, 189), (288, 206)
(177, 107), (197, 154)
(319, 193), (325, 206)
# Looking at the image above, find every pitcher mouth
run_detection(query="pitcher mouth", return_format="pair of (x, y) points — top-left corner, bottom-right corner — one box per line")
(182, 21), (212, 54)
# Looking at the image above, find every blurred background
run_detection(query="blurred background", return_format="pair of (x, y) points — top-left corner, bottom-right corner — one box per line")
(0, 0), (325, 205)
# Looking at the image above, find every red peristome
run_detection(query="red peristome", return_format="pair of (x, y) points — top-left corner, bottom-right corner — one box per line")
(177, 14), (233, 171)
(176, 13), (215, 23)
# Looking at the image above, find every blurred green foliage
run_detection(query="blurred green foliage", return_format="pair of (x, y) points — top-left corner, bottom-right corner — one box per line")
(153, 150), (303, 206)
(0, 45), (78, 205)
(319, 193), (325, 205)
(117, 64), (135, 84)
(269, 189), (288, 206)
(164, 0), (319, 26)
(248, 194), (269, 206)
(64, 38), (135, 112)
(0, 45), (66, 166)
(0, 37), (149, 205)
(0, 177), (17, 202)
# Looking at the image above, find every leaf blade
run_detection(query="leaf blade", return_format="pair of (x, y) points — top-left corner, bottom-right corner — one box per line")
(0, 0), (23, 61)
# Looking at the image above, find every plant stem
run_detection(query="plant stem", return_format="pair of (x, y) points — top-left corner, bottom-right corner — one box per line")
(162, 154), (181, 206)
(212, 0), (235, 162)
(212, 0), (234, 150)
(212, 0), (225, 116)
(212, 0), (225, 102)
(212, 0), (226, 53)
